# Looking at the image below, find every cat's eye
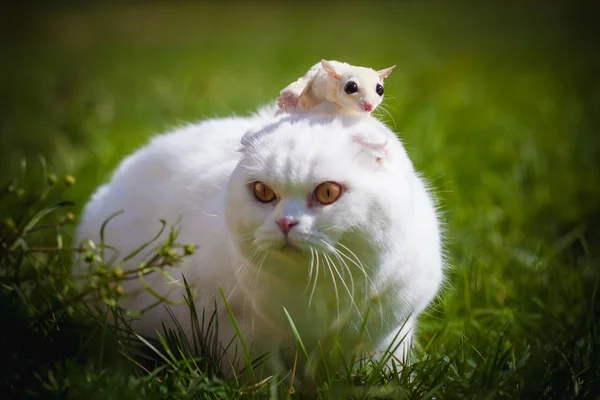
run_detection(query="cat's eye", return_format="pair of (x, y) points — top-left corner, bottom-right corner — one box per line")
(344, 81), (358, 94)
(314, 182), (343, 205)
(376, 83), (384, 96)
(253, 181), (277, 203)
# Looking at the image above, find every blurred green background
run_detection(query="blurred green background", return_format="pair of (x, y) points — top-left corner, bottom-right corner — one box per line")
(1, 1), (599, 396)
(2, 1), (599, 234)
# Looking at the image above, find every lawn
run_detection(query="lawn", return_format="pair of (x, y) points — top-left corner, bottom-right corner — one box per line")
(1, 1), (599, 398)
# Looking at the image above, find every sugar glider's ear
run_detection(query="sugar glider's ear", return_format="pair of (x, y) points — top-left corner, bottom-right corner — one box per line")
(321, 60), (342, 80)
(377, 65), (396, 79)
(352, 135), (389, 165)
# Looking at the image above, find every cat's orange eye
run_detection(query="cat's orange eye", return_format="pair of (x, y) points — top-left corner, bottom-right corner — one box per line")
(253, 181), (277, 203)
(314, 182), (343, 205)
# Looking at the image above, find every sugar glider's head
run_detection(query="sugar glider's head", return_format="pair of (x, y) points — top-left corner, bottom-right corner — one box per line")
(321, 59), (395, 114)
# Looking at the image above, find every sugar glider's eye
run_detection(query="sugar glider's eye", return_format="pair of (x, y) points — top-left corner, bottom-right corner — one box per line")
(376, 84), (384, 96)
(314, 182), (343, 205)
(253, 181), (277, 203)
(344, 81), (358, 94)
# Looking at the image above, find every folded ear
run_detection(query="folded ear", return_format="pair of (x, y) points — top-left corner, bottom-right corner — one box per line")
(377, 65), (396, 79)
(321, 59), (342, 80)
(352, 135), (388, 165)
(240, 120), (282, 149)
(240, 129), (258, 147)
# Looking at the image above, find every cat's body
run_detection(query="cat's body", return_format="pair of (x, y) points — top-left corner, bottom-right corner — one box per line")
(74, 104), (443, 379)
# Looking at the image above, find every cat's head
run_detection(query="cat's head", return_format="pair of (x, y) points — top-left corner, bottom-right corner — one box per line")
(321, 60), (395, 114)
(226, 114), (411, 275)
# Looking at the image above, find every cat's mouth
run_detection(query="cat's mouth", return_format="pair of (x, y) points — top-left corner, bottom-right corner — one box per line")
(280, 242), (302, 254)
(252, 232), (333, 256)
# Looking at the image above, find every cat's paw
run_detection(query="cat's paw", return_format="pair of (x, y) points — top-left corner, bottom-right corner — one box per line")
(277, 92), (299, 110)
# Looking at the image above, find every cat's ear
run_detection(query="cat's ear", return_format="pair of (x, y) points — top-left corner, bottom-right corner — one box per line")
(240, 130), (257, 148)
(352, 135), (388, 165)
(240, 121), (280, 149)
(377, 65), (396, 79)
(321, 60), (342, 80)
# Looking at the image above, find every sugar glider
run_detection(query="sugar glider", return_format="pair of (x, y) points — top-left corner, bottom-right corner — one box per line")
(277, 59), (395, 115)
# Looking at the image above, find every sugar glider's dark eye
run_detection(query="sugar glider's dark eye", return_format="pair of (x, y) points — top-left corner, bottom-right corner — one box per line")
(344, 81), (358, 94)
(253, 181), (277, 203)
(376, 84), (384, 96)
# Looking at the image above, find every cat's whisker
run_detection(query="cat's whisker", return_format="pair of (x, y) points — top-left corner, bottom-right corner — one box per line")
(376, 102), (393, 113)
(237, 248), (257, 271)
(250, 250), (269, 332)
(244, 245), (260, 257)
(323, 253), (340, 323)
(219, 250), (260, 316)
(308, 249), (321, 307)
(322, 240), (365, 323)
(224, 248), (264, 312)
(321, 240), (355, 298)
(224, 249), (263, 307)
(336, 250), (355, 298)
(244, 241), (263, 255)
(247, 249), (267, 291)
(329, 254), (358, 317)
(320, 226), (337, 233)
(334, 243), (386, 325)
(333, 249), (357, 300)
(336, 242), (371, 272)
(305, 246), (315, 293)
(236, 245), (264, 277)
(224, 282), (239, 306)
(236, 234), (255, 245)
(334, 243), (373, 300)
(374, 104), (397, 128)
(236, 245), (258, 264)
(251, 251), (268, 287)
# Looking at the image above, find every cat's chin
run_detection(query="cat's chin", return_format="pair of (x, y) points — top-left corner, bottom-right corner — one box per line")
(255, 240), (311, 260)
(279, 242), (303, 255)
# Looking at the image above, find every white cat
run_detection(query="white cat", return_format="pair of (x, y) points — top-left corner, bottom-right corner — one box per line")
(74, 104), (444, 382)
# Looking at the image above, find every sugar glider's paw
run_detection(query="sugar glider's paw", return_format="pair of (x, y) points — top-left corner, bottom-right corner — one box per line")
(277, 91), (299, 110)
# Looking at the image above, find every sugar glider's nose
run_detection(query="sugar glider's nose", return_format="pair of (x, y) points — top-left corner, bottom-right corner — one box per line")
(363, 102), (373, 112)
(277, 217), (298, 236)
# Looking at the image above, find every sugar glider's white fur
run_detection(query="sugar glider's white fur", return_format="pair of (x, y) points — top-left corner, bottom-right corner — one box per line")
(74, 104), (443, 378)
(277, 60), (395, 115)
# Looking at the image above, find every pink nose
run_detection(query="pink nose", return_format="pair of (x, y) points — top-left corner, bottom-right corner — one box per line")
(277, 217), (298, 235)
(363, 102), (373, 112)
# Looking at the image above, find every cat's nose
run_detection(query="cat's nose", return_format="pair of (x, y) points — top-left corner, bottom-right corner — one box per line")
(363, 102), (373, 112)
(277, 217), (298, 235)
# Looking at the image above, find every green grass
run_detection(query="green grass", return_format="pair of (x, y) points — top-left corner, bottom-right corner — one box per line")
(1, 1), (600, 398)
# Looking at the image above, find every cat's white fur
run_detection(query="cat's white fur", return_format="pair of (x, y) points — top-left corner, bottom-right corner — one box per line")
(74, 104), (443, 379)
